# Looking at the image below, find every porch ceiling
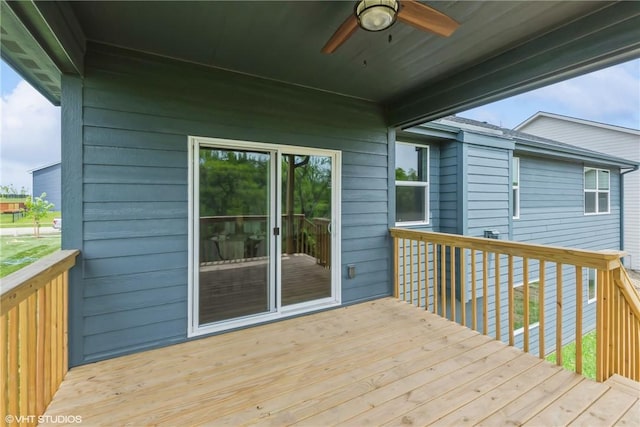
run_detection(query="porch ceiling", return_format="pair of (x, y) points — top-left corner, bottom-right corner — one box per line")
(2, 1), (640, 126)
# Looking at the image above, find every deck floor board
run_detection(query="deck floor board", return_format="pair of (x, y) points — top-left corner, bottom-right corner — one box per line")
(41, 298), (637, 426)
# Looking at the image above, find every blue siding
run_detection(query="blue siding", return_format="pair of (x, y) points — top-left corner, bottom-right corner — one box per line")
(65, 43), (391, 365)
(466, 145), (510, 237)
(508, 155), (621, 354)
(394, 130), (623, 358)
(32, 163), (61, 210)
(438, 141), (458, 233)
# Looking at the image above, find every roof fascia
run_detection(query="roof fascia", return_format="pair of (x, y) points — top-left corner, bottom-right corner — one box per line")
(515, 140), (640, 168)
(1, 0), (85, 104)
(515, 112), (640, 135)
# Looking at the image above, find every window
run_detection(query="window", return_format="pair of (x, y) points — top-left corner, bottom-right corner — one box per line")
(588, 268), (597, 303)
(512, 157), (520, 219)
(514, 280), (540, 334)
(584, 168), (610, 214)
(395, 142), (429, 224)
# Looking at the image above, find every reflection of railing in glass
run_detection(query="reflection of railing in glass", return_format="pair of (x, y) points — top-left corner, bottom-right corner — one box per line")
(199, 215), (330, 267)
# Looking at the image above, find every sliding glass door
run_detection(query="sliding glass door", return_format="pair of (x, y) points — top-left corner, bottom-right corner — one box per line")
(190, 138), (340, 334)
(281, 153), (332, 306)
(197, 147), (274, 324)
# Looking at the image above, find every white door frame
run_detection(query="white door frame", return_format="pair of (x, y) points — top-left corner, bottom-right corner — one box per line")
(187, 136), (341, 337)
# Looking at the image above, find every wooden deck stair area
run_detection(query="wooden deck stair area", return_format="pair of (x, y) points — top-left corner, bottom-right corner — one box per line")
(41, 298), (639, 426)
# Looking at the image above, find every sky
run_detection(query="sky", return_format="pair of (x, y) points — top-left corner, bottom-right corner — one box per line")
(1, 58), (639, 194)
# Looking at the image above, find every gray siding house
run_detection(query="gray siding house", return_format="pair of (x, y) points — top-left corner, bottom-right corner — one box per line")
(1, 1), (638, 368)
(397, 115), (638, 354)
(516, 112), (640, 270)
(30, 162), (61, 210)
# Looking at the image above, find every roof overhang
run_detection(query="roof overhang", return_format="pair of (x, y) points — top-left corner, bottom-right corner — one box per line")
(2, 1), (639, 125)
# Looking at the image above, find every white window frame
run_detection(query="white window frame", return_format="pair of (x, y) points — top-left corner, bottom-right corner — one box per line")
(588, 268), (597, 304)
(584, 167), (610, 215)
(512, 157), (520, 219)
(187, 136), (342, 337)
(514, 279), (540, 336)
(395, 142), (430, 226)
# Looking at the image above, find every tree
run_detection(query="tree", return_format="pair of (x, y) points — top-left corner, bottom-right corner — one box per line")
(24, 192), (54, 237)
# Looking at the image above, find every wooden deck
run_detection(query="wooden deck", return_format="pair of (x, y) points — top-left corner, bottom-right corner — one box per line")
(42, 298), (639, 426)
(199, 254), (331, 323)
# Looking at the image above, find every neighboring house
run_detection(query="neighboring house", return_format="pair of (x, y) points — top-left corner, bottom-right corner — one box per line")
(1, 1), (637, 368)
(396, 115), (638, 354)
(515, 112), (640, 270)
(30, 162), (62, 210)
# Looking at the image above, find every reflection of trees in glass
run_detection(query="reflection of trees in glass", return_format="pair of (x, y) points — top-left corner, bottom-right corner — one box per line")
(283, 156), (331, 220)
(395, 167), (418, 181)
(199, 149), (269, 216)
(396, 167), (421, 221)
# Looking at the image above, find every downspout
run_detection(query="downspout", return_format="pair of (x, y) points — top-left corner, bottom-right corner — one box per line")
(620, 166), (639, 264)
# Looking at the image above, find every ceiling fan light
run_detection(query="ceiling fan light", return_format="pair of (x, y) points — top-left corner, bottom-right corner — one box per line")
(355, 0), (399, 32)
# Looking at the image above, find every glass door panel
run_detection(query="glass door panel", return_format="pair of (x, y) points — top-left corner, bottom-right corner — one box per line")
(198, 147), (272, 324)
(281, 153), (332, 306)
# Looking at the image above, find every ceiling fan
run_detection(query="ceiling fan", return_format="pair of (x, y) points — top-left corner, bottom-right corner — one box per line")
(322, 0), (459, 54)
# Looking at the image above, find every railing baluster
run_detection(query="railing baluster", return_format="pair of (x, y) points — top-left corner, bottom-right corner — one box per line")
(575, 266), (583, 375)
(440, 244), (446, 317)
(44, 285), (51, 405)
(508, 255), (514, 346)
(36, 288), (46, 415)
(403, 238), (409, 302)
(8, 308), (18, 419)
(0, 311), (7, 421)
(27, 295), (37, 418)
(495, 253), (501, 341)
(596, 269), (605, 381)
(538, 260), (545, 359)
(19, 300), (29, 417)
(410, 240), (415, 306)
(555, 263), (563, 367)
(483, 252), (488, 335)
(433, 243), (438, 315)
(424, 242), (429, 312)
(460, 249), (466, 328)
(451, 247), (456, 322)
(471, 250), (477, 332)
(523, 257), (530, 353)
(417, 241), (422, 308)
(394, 237), (399, 298)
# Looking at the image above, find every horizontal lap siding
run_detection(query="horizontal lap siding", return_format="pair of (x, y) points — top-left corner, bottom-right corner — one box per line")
(439, 142), (458, 233)
(519, 117), (640, 269)
(75, 44), (389, 364)
(466, 145), (510, 237)
(32, 164), (62, 210)
(509, 155), (621, 354)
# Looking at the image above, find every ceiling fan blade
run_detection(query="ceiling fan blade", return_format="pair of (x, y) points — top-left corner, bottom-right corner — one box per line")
(321, 14), (359, 54)
(397, 0), (459, 37)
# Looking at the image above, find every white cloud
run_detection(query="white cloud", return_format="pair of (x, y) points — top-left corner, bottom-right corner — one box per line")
(530, 61), (640, 127)
(0, 80), (60, 193)
(461, 59), (640, 130)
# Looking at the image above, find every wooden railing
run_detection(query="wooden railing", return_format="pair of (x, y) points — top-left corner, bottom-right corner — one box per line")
(1, 250), (79, 425)
(390, 228), (640, 383)
(200, 214), (330, 267)
(599, 265), (640, 381)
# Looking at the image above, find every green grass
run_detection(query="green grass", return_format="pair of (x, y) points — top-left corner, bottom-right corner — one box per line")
(514, 281), (540, 330)
(546, 330), (597, 379)
(0, 211), (60, 228)
(0, 234), (61, 278)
